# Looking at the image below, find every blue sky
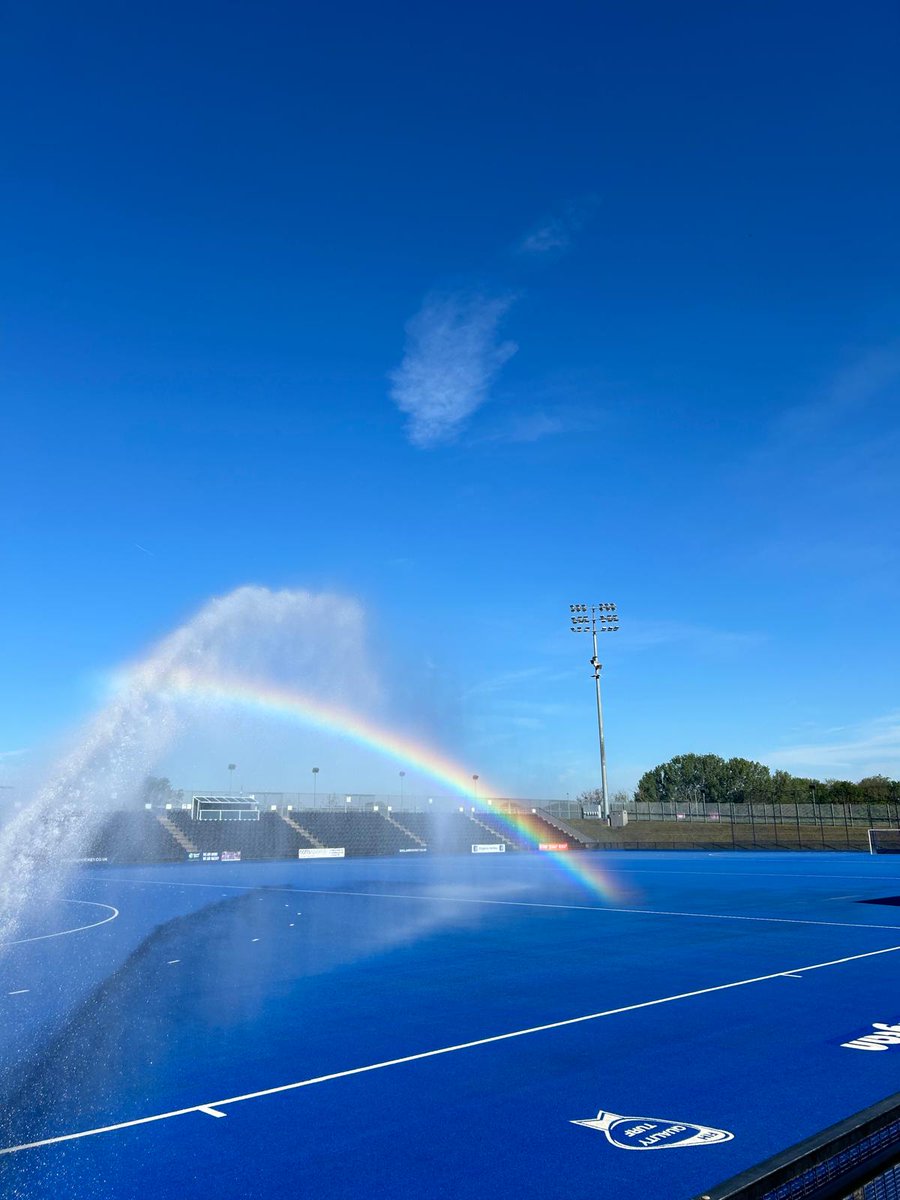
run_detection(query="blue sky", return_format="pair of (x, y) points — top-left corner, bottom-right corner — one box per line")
(2, 1), (899, 801)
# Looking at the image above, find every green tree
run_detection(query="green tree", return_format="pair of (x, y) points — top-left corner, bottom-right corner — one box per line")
(139, 776), (177, 806)
(857, 775), (895, 804)
(721, 758), (774, 805)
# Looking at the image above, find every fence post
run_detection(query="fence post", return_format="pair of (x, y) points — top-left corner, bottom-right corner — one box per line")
(843, 802), (850, 849)
(730, 800), (736, 850)
(796, 801), (802, 849)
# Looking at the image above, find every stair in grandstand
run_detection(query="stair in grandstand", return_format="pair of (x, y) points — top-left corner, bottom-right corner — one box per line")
(382, 810), (428, 849)
(157, 813), (198, 854)
(535, 809), (596, 847)
(469, 814), (514, 848)
(279, 812), (324, 848)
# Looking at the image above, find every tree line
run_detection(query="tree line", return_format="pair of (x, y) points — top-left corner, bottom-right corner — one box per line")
(631, 754), (899, 808)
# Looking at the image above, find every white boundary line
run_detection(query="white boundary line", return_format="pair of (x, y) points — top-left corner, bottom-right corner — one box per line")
(617, 867), (900, 883)
(3, 939), (900, 1156)
(86, 877), (900, 932)
(1, 900), (119, 948)
(287, 888), (900, 932)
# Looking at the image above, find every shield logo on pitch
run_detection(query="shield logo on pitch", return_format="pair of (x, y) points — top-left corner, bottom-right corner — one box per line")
(571, 1109), (734, 1150)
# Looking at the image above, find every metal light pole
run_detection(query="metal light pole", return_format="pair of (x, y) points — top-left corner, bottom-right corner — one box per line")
(472, 774), (479, 807)
(399, 770), (406, 810)
(569, 603), (620, 820)
(228, 763), (236, 793)
(312, 766), (319, 807)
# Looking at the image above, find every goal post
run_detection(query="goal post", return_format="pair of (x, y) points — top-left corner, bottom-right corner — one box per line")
(868, 829), (900, 854)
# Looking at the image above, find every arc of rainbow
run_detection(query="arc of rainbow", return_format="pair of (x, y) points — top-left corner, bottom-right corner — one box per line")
(161, 669), (629, 901)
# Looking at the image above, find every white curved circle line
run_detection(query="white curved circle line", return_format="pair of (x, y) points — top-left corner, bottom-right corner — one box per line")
(0, 899), (120, 947)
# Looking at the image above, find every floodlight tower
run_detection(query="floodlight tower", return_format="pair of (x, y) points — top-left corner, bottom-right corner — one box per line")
(568, 603), (620, 820)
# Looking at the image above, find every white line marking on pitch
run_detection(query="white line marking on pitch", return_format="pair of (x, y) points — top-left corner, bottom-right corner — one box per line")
(265, 887), (900, 934)
(0, 901), (119, 948)
(620, 867), (900, 883)
(6, 990), (29, 996)
(781, 973), (803, 979)
(85, 878), (900, 932)
(167, 960), (180, 965)
(259, 888), (900, 931)
(198, 1107), (227, 1118)
(3, 939), (900, 1157)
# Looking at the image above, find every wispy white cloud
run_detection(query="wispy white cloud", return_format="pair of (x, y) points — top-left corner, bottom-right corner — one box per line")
(776, 347), (900, 440)
(0, 749), (27, 761)
(516, 196), (598, 258)
(464, 666), (571, 699)
(389, 293), (517, 448)
(746, 345), (900, 579)
(766, 712), (900, 778)
(519, 218), (572, 257)
(503, 411), (568, 442)
(479, 403), (606, 445)
(619, 619), (766, 657)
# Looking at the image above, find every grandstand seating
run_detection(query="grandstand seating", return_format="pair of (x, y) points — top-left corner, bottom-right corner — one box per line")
(86, 812), (184, 863)
(68, 806), (582, 865)
(394, 812), (505, 854)
(167, 811), (313, 858)
(292, 811), (419, 856)
(474, 810), (569, 849)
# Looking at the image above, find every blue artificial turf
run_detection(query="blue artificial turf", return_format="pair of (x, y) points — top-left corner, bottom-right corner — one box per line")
(4, 850), (900, 1199)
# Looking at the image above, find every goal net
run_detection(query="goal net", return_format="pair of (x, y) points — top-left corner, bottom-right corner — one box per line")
(867, 829), (900, 854)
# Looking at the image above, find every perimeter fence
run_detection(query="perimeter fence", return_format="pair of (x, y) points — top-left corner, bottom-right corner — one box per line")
(692, 1091), (900, 1200)
(541, 799), (900, 851)
(163, 791), (563, 815)
(152, 791), (900, 852)
(545, 799), (900, 829)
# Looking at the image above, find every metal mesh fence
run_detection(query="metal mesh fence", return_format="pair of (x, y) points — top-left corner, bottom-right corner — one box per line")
(693, 1093), (900, 1200)
(543, 799), (900, 827)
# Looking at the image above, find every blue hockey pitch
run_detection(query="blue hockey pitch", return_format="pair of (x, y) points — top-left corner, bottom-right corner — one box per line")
(4, 850), (900, 1199)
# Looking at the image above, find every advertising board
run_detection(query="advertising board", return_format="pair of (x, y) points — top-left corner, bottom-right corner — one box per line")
(297, 847), (346, 859)
(538, 843), (569, 851)
(471, 843), (505, 853)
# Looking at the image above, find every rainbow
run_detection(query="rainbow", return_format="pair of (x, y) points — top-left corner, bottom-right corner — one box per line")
(160, 669), (630, 901)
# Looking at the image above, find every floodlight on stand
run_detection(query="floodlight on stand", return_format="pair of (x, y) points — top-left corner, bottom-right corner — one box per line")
(566, 601), (621, 820)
